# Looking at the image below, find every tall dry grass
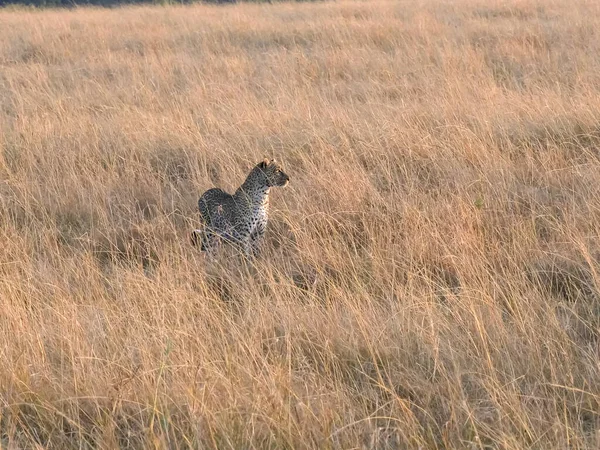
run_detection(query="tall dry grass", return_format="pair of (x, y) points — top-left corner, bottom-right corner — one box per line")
(0, 0), (599, 448)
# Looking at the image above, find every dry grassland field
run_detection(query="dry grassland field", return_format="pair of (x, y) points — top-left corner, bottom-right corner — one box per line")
(1, 0), (600, 448)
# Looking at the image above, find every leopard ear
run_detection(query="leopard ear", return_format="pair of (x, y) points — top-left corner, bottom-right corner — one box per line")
(258, 159), (269, 169)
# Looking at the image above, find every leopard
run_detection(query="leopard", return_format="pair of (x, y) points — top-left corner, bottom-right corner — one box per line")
(191, 159), (289, 257)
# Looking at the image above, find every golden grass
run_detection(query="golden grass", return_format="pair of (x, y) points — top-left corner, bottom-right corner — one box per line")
(0, 0), (599, 447)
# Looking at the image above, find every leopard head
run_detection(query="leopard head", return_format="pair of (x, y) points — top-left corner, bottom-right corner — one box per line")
(257, 159), (289, 187)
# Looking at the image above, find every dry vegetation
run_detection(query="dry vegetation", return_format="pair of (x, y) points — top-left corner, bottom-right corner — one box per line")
(0, 0), (600, 448)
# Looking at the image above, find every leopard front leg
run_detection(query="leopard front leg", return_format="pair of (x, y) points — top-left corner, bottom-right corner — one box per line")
(248, 220), (266, 257)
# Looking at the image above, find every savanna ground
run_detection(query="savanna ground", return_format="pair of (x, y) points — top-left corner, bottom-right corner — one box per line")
(0, 0), (599, 448)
